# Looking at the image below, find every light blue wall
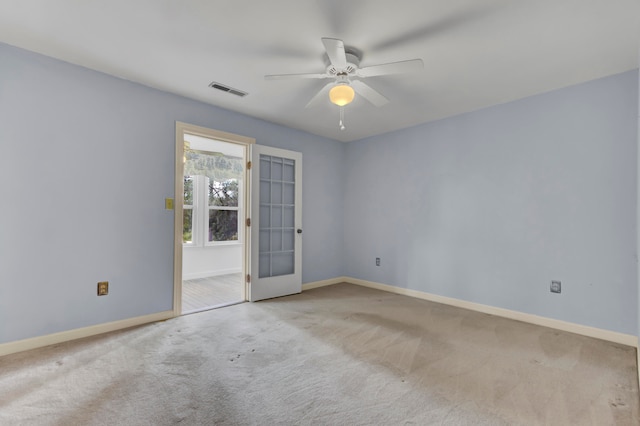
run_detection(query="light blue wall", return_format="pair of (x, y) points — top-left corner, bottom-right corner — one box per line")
(0, 43), (345, 344)
(1, 40), (637, 344)
(345, 70), (639, 335)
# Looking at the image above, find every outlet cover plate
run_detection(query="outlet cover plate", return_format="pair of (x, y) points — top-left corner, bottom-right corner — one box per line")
(97, 281), (109, 296)
(550, 280), (561, 294)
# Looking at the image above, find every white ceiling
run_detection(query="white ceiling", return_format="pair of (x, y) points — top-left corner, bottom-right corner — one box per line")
(1, 0), (639, 142)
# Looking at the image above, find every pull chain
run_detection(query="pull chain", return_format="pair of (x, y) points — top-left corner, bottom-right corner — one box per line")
(339, 106), (346, 131)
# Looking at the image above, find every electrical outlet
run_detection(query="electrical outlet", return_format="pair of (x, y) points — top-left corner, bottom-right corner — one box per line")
(550, 280), (561, 294)
(375, 257), (380, 266)
(97, 281), (109, 296)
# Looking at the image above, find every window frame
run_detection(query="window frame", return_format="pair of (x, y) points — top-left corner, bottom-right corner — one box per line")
(182, 176), (196, 246)
(183, 175), (243, 247)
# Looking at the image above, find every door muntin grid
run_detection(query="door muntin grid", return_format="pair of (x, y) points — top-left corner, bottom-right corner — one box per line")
(258, 155), (296, 278)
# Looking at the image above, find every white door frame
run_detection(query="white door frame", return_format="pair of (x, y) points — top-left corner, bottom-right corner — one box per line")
(173, 122), (255, 316)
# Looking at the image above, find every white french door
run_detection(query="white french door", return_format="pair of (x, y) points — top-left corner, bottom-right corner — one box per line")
(249, 145), (302, 301)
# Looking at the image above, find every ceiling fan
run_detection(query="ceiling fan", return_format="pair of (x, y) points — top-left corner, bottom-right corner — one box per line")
(265, 38), (424, 113)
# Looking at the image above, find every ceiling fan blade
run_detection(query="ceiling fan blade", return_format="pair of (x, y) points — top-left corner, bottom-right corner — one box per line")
(370, 5), (498, 52)
(265, 72), (329, 80)
(351, 80), (388, 107)
(356, 59), (424, 78)
(305, 82), (334, 108)
(321, 38), (347, 69)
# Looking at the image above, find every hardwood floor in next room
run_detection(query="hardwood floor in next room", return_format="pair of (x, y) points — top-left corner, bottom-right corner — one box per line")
(182, 273), (243, 313)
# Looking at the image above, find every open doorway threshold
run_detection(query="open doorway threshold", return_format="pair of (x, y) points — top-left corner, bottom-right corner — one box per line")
(182, 273), (244, 314)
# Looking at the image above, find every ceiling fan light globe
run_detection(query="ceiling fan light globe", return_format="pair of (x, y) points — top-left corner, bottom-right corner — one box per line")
(329, 84), (355, 106)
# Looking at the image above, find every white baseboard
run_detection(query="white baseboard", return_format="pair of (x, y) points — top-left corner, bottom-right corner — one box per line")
(0, 310), (175, 357)
(3, 278), (636, 358)
(345, 277), (638, 348)
(183, 268), (241, 280)
(302, 276), (348, 291)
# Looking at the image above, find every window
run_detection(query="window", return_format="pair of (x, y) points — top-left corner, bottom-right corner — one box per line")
(182, 148), (244, 246)
(208, 178), (239, 242)
(183, 175), (242, 246)
(183, 176), (194, 244)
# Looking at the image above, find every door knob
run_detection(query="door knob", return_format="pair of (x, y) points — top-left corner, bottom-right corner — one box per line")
(297, 229), (302, 234)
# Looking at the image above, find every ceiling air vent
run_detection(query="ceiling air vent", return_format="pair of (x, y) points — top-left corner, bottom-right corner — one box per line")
(209, 81), (248, 97)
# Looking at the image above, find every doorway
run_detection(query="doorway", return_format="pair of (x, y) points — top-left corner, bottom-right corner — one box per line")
(174, 122), (255, 315)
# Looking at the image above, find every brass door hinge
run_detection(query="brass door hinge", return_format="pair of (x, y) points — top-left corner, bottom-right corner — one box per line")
(247, 161), (252, 170)
(246, 218), (251, 227)
(246, 274), (251, 283)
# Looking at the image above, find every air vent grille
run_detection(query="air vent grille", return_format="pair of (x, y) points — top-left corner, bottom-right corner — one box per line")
(209, 81), (248, 97)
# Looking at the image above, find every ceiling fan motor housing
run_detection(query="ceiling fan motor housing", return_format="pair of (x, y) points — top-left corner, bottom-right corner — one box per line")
(327, 52), (360, 76)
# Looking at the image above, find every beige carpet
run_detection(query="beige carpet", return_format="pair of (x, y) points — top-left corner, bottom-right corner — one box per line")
(0, 283), (637, 425)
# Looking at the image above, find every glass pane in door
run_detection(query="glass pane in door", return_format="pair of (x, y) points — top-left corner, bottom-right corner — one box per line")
(258, 154), (295, 278)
